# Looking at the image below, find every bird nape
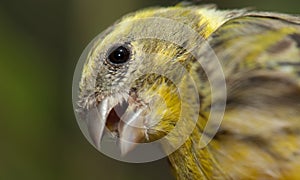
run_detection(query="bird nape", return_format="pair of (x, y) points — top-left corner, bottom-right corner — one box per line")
(75, 3), (300, 180)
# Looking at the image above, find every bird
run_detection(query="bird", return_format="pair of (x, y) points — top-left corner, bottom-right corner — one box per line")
(75, 2), (300, 179)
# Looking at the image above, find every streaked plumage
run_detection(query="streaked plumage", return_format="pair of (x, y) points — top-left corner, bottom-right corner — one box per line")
(75, 3), (300, 179)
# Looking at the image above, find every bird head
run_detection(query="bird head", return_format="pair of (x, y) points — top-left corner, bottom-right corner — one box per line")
(75, 8), (204, 157)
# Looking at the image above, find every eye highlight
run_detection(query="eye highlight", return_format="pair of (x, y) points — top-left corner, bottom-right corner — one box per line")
(108, 45), (131, 64)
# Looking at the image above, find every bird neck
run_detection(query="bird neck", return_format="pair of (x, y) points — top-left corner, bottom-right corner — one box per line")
(167, 113), (222, 179)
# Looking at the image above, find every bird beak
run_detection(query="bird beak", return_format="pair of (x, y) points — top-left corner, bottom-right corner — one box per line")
(85, 96), (147, 155)
(85, 98), (115, 149)
(118, 105), (147, 155)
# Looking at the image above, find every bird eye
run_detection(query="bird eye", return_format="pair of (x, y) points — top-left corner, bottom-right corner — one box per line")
(108, 45), (131, 64)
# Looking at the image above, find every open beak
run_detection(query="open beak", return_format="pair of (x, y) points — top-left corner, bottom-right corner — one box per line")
(85, 96), (148, 155)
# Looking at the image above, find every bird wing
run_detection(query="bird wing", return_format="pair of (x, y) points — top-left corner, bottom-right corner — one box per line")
(205, 14), (300, 179)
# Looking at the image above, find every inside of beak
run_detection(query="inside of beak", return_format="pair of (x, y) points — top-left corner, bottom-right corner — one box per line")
(106, 102), (128, 134)
(111, 102), (148, 155)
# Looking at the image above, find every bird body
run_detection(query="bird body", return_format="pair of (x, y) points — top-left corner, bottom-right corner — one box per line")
(75, 3), (300, 180)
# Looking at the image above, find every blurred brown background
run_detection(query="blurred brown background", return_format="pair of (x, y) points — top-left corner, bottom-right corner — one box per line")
(0, 0), (299, 179)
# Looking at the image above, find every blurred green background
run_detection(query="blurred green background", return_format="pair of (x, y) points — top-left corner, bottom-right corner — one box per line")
(0, 0), (299, 179)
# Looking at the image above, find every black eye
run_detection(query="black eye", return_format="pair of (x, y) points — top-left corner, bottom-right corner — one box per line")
(108, 45), (131, 64)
